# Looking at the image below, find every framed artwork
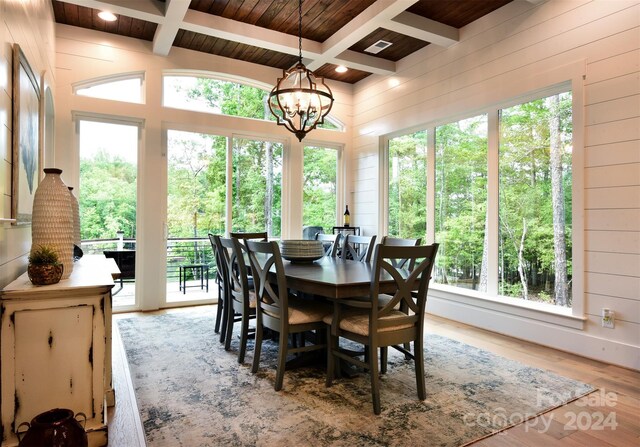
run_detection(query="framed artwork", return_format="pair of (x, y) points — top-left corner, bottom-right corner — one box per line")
(11, 44), (41, 225)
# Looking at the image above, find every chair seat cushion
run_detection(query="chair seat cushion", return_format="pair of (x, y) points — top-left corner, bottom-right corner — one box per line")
(264, 296), (331, 325)
(322, 309), (413, 336)
(231, 288), (257, 308)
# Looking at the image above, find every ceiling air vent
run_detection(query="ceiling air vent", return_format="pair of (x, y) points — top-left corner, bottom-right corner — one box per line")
(364, 40), (392, 54)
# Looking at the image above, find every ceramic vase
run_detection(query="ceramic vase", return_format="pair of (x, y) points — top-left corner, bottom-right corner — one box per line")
(68, 186), (82, 249)
(31, 168), (74, 279)
(17, 408), (88, 447)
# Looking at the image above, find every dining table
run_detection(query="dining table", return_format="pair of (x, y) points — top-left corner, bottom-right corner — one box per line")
(279, 256), (398, 300)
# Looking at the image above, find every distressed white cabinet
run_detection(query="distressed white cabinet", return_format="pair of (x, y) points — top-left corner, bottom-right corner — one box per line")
(0, 256), (116, 447)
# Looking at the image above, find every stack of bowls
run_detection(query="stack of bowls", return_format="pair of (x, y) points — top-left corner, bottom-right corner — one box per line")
(279, 240), (324, 263)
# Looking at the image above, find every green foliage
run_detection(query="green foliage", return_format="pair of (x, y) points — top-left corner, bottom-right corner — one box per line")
(303, 146), (338, 231)
(29, 245), (60, 265)
(498, 92), (573, 304)
(79, 150), (137, 240)
(388, 131), (427, 241)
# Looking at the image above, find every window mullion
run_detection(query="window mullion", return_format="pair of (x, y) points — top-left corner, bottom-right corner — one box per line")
(426, 128), (436, 244)
(487, 111), (500, 296)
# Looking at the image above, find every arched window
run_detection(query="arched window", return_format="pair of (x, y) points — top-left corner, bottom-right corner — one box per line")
(73, 72), (144, 104)
(163, 72), (344, 130)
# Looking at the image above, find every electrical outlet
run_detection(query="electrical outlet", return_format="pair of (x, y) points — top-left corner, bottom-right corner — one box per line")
(602, 308), (615, 329)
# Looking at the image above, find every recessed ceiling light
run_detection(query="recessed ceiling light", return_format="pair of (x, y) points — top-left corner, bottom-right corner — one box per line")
(335, 65), (348, 73)
(98, 11), (117, 22)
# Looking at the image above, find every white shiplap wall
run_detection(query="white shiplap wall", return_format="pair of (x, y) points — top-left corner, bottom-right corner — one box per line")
(0, 0), (56, 288)
(351, 0), (640, 369)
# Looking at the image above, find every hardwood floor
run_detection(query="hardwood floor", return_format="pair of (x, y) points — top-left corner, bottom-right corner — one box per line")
(108, 306), (639, 446)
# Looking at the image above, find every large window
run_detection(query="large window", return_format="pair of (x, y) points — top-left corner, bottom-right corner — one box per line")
(232, 137), (283, 238)
(303, 145), (338, 232)
(167, 130), (226, 237)
(499, 92), (572, 306)
(386, 89), (573, 308)
(388, 131), (427, 242)
(435, 115), (488, 291)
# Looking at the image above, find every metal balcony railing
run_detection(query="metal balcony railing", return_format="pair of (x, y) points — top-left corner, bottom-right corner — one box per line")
(81, 237), (216, 283)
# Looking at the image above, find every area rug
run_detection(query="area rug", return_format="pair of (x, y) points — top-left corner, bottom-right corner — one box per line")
(117, 307), (594, 447)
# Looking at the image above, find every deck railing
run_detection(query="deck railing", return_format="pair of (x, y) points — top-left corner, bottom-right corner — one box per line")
(81, 237), (216, 283)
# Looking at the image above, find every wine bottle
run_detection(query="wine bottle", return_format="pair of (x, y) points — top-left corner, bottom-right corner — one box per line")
(344, 205), (350, 227)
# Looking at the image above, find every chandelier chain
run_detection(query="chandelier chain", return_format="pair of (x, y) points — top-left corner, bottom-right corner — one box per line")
(298, 0), (302, 62)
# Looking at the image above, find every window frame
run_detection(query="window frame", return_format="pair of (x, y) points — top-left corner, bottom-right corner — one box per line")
(380, 80), (585, 328)
(72, 71), (145, 104)
(301, 142), (344, 231)
(161, 71), (345, 131)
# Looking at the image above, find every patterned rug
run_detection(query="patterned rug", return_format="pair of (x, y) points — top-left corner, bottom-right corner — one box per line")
(117, 307), (594, 447)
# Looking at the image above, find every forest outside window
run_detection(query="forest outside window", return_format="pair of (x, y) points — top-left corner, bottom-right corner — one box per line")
(386, 88), (573, 309)
(303, 146), (339, 232)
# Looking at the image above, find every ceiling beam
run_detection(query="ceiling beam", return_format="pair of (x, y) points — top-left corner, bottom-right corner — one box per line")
(152, 0), (190, 56)
(305, 0), (419, 71)
(184, 9), (396, 75)
(183, 10), (323, 58)
(386, 11), (459, 47)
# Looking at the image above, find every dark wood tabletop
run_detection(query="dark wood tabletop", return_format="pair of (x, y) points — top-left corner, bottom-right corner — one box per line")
(282, 256), (395, 299)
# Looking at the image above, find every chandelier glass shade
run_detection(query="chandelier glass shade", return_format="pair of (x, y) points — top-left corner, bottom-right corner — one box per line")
(268, 0), (334, 141)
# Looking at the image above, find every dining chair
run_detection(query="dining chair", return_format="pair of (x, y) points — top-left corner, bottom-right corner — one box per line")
(208, 233), (227, 338)
(211, 235), (232, 344)
(245, 240), (331, 391)
(325, 243), (439, 414)
(218, 236), (257, 364)
(380, 236), (422, 361)
(229, 231), (268, 243)
(381, 236), (422, 268)
(341, 234), (377, 263)
(315, 233), (342, 257)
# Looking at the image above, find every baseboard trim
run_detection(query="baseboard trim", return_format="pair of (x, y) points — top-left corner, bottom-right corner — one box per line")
(427, 295), (640, 371)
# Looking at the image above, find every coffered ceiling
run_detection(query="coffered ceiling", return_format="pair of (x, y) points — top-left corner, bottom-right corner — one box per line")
(52, 0), (514, 84)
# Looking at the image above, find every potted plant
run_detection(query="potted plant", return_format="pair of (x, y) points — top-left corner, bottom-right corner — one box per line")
(28, 245), (64, 286)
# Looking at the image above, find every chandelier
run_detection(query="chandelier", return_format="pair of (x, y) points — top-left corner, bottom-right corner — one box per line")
(268, 0), (334, 141)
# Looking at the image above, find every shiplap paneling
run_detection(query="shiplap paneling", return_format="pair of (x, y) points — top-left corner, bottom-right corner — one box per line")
(585, 230), (640, 254)
(585, 209), (640, 232)
(586, 49), (640, 85)
(586, 251), (640, 277)
(585, 164), (640, 189)
(585, 140), (640, 168)
(586, 94), (640, 126)
(585, 293), (640, 323)
(585, 117), (640, 147)
(586, 272), (640, 300)
(586, 72), (640, 106)
(585, 185), (640, 209)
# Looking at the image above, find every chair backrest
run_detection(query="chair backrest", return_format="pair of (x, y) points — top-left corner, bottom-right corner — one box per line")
(219, 237), (251, 307)
(211, 235), (231, 302)
(341, 234), (377, 263)
(208, 233), (224, 283)
(230, 231), (268, 243)
(245, 240), (289, 324)
(315, 233), (342, 257)
(302, 226), (324, 240)
(381, 236), (422, 269)
(370, 243), (439, 333)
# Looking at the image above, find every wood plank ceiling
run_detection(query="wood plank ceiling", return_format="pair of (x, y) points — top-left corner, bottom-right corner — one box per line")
(52, 0), (513, 84)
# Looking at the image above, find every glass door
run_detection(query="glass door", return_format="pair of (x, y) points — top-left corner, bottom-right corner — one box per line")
(165, 129), (226, 305)
(78, 119), (139, 310)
